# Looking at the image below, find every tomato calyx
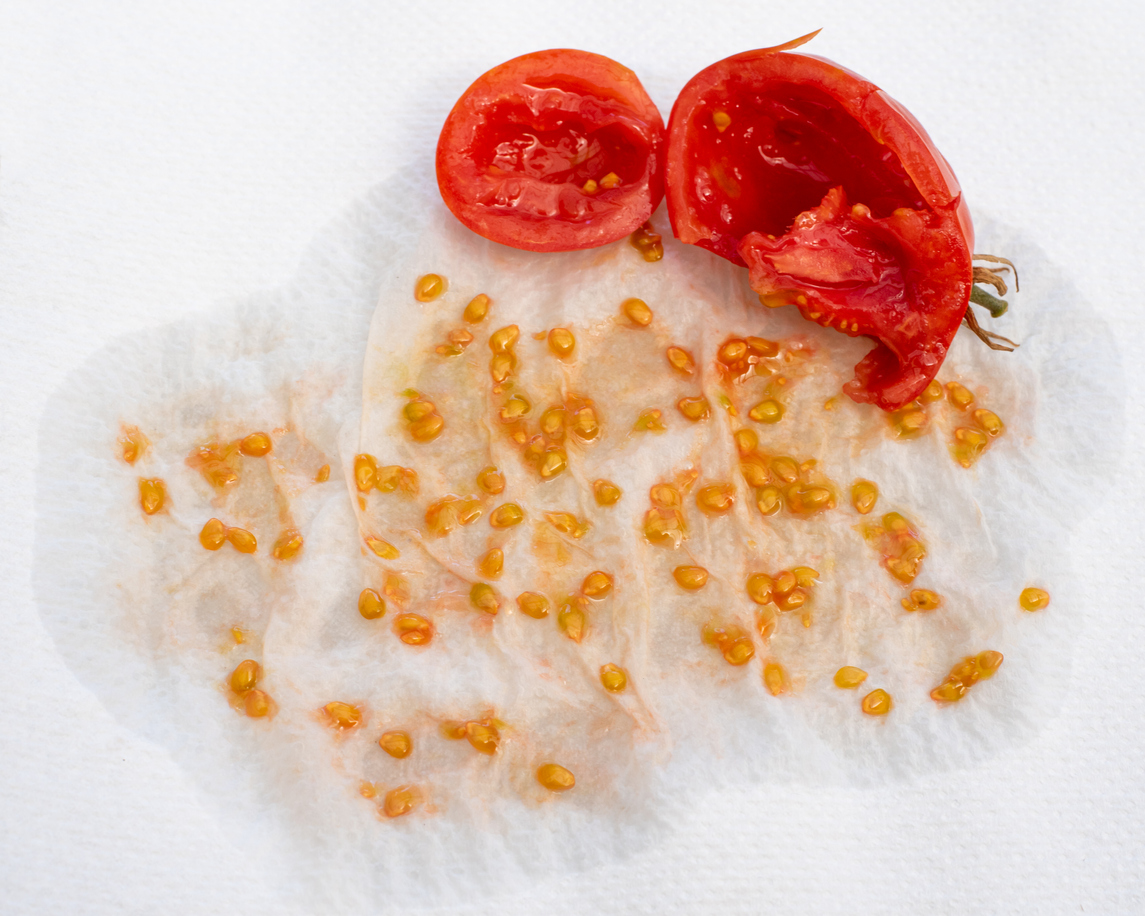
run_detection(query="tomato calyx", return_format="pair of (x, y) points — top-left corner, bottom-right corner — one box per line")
(963, 255), (1020, 351)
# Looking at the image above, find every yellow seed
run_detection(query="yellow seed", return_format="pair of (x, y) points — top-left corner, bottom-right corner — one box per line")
(533, 406), (564, 442)
(499, 394), (531, 422)
(772, 570), (795, 597)
(951, 426), (989, 468)
(599, 171), (621, 189)
(383, 573), (409, 606)
(403, 400), (434, 422)
(538, 448), (568, 479)
(977, 650), (1004, 678)
(424, 495), (482, 536)
(755, 486), (783, 516)
(861, 689), (892, 716)
(229, 659), (260, 694)
(785, 483), (835, 514)
(138, 477), (166, 515)
(490, 351), (516, 383)
(673, 565), (709, 590)
(712, 110), (731, 131)
(463, 293), (491, 323)
(536, 762), (576, 792)
(763, 662), (788, 696)
(593, 479), (622, 506)
(634, 408), (667, 432)
(734, 428), (759, 456)
(323, 701), (363, 729)
(272, 529), (304, 561)
(723, 636), (755, 666)
(834, 666), (867, 689)
(581, 571), (613, 599)
(746, 573), (773, 605)
(226, 527), (257, 554)
(582, 178), (598, 194)
(1020, 587), (1050, 612)
(677, 395), (711, 421)
(394, 613), (433, 646)
(466, 720), (500, 755)
(239, 432), (272, 457)
(547, 327), (576, 359)
(902, 588), (941, 612)
(187, 440), (242, 490)
(746, 336), (780, 358)
(376, 465), (418, 495)
(769, 456), (799, 484)
(920, 379), (944, 402)
(545, 511), (588, 539)
(359, 588), (386, 620)
(489, 324), (520, 353)
(379, 730), (412, 759)
(754, 606), (777, 640)
(930, 679), (966, 703)
(973, 408), (1005, 437)
(946, 381), (974, 410)
(696, 483), (735, 514)
(571, 405), (600, 441)
(889, 404), (928, 439)
(739, 454), (769, 487)
(476, 465), (505, 495)
(599, 663), (629, 694)
(643, 506), (686, 548)
(354, 454), (377, 492)
(851, 479), (879, 515)
(315, 464), (330, 483)
(558, 598), (587, 643)
(244, 689), (271, 718)
(364, 535), (400, 560)
(409, 413), (445, 442)
(792, 566), (819, 588)
(470, 582), (501, 615)
(231, 627), (245, 644)
(490, 503), (525, 528)
(649, 484), (680, 509)
(516, 591), (550, 619)
(382, 785), (422, 818)
(629, 221), (664, 262)
(477, 548), (504, 579)
(359, 782), (377, 799)
(719, 339), (748, 364)
(666, 346), (696, 375)
(748, 399), (784, 424)
(775, 587), (807, 612)
(622, 297), (653, 326)
(119, 425), (148, 464)
(414, 273), (446, 302)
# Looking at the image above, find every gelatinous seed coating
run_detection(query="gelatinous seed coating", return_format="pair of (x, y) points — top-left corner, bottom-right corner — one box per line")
(229, 659), (260, 694)
(666, 346), (695, 375)
(394, 613), (433, 645)
(749, 399), (784, 424)
(951, 426), (989, 468)
(489, 324), (520, 353)
(425, 495), (483, 536)
(231, 627), (245, 644)
(464, 293), (491, 323)
(466, 721), (500, 755)
(538, 448), (568, 479)
(545, 512), (589, 539)
(188, 440), (243, 489)
(537, 762), (576, 791)
(201, 519), (227, 547)
(755, 486), (783, 516)
(861, 689), (892, 716)
(323, 701), (363, 729)
(946, 381), (974, 410)
(696, 483), (735, 514)
(734, 428), (759, 456)
(702, 622), (755, 666)
(358, 588), (386, 620)
(365, 536), (400, 560)
(414, 273), (446, 302)
(476, 465), (505, 495)
(490, 503), (524, 528)
(547, 327), (576, 359)
(931, 650), (1004, 702)
(902, 588), (942, 612)
(470, 582), (501, 615)
(315, 464), (331, 483)
(499, 394), (531, 422)
(409, 413), (445, 443)
(594, 479), (622, 506)
(629, 221), (663, 262)
(120, 425), (148, 464)
(477, 548), (504, 579)
(375, 465), (419, 495)
(677, 395), (711, 421)
(763, 662), (788, 696)
(863, 512), (926, 584)
(600, 664), (628, 693)
(489, 351), (516, 383)
(239, 432), (272, 457)
(539, 406), (567, 441)
(383, 573), (409, 606)
(834, 666), (868, 689)
(581, 571), (613, 599)
(622, 297), (653, 326)
(138, 478), (166, 515)
(972, 408), (1005, 437)
(671, 566), (707, 590)
(272, 529), (303, 561)
(516, 591), (550, 619)
(379, 730), (412, 759)
(643, 506), (687, 548)
(354, 454), (378, 492)
(650, 484), (681, 508)
(889, 402), (928, 439)
(383, 785), (421, 818)
(558, 599), (586, 643)
(851, 480), (879, 515)
(225, 527), (257, 554)
(634, 408), (666, 432)
(1020, 587), (1050, 612)
(571, 405), (600, 441)
(921, 379), (944, 402)
(244, 689), (271, 718)
(746, 574), (773, 605)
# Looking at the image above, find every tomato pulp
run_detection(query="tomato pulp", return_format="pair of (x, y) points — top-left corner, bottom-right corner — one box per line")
(666, 37), (973, 410)
(437, 49), (665, 253)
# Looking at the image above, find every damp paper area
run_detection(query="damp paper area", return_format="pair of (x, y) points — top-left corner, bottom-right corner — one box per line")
(35, 170), (1121, 911)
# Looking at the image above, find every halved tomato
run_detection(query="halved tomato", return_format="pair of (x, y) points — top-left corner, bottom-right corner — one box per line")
(665, 34), (974, 411)
(436, 49), (665, 253)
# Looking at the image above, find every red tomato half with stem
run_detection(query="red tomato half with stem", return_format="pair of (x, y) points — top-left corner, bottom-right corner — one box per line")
(665, 32), (974, 411)
(437, 49), (665, 253)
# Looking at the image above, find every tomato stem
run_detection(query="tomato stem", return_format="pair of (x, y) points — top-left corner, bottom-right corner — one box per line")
(970, 285), (1008, 317)
(963, 254), (1020, 351)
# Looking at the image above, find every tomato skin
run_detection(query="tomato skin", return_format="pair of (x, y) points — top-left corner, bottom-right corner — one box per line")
(437, 49), (665, 253)
(666, 45), (973, 410)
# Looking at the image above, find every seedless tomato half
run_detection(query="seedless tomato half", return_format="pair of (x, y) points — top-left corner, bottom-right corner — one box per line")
(665, 33), (974, 410)
(437, 49), (665, 253)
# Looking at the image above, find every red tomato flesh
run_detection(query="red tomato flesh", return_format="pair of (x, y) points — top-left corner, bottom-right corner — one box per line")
(437, 50), (665, 253)
(666, 43), (973, 411)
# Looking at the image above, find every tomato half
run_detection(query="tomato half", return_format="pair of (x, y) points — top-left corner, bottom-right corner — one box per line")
(665, 34), (973, 410)
(437, 49), (665, 253)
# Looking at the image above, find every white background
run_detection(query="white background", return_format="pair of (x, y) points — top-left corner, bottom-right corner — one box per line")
(2, 1), (1142, 912)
